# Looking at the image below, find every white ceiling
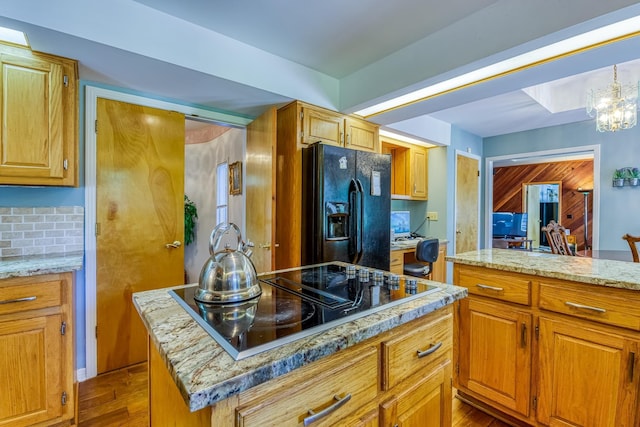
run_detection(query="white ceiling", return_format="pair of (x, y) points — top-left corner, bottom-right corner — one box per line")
(1, 0), (640, 139)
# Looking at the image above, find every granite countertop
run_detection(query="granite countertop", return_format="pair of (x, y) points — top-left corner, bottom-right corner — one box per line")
(447, 249), (640, 291)
(133, 277), (467, 412)
(0, 252), (84, 280)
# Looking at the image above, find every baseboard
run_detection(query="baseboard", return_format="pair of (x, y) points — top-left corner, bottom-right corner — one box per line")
(76, 368), (87, 382)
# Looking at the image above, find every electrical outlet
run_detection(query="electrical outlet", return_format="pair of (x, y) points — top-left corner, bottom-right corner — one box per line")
(427, 211), (438, 221)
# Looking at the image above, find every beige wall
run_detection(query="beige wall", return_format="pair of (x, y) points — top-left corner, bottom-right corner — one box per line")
(184, 126), (245, 283)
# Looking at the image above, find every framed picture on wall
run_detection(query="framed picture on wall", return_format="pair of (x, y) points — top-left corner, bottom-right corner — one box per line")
(229, 161), (242, 195)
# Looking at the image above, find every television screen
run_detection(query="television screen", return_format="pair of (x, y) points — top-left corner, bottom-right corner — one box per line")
(492, 212), (528, 238)
(391, 211), (411, 239)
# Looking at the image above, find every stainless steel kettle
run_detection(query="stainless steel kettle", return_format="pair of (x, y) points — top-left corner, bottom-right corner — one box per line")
(194, 222), (261, 303)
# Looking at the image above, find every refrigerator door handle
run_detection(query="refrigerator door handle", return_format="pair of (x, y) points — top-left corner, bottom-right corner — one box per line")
(348, 179), (361, 264)
(354, 179), (364, 264)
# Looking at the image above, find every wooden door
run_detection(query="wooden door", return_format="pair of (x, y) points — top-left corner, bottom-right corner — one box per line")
(96, 98), (185, 374)
(380, 361), (452, 427)
(458, 298), (531, 417)
(0, 53), (64, 180)
(455, 153), (479, 253)
(0, 315), (62, 426)
(246, 107), (276, 273)
(537, 317), (639, 427)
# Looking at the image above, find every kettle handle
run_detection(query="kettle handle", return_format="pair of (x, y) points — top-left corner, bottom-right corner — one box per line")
(209, 222), (243, 255)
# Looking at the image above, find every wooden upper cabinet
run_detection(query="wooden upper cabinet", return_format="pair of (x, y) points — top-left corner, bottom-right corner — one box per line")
(300, 102), (379, 153)
(411, 145), (428, 199)
(0, 44), (78, 186)
(302, 106), (344, 147)
(345, 116), (378, 152)
(381, 136), (428, 200)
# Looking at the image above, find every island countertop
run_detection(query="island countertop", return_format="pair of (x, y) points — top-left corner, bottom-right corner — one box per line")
(0, 252), (84, 280)
(133, 275), (467, 412)
(447, 249), (640, 291)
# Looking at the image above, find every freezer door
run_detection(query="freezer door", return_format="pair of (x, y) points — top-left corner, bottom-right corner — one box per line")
(302, 144), (356, 265)
(355, 151), (391, 270)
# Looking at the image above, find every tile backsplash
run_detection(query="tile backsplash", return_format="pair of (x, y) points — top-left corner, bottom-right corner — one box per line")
(0, 207), (84, 257)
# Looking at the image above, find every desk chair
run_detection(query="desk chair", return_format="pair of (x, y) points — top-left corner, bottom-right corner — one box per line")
(542, 220), (577, 256)
(622, 234), (640, 262)
(403, 238), (439, 277)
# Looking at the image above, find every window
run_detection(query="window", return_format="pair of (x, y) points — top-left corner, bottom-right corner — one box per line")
(216, 162), (228, 224)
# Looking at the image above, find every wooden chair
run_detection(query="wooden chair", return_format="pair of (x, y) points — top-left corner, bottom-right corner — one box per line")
(541, 220), (576, 256)
(622, 234), (640, 262)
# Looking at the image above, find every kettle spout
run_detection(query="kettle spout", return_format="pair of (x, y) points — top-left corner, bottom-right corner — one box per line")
(242, 239), (255, 258)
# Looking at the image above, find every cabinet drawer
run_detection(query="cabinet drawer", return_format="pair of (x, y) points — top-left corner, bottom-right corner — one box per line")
(0, 279), (63, 316)
(382, 311), (452, 390)
(390, 252), (403, 267)
(236, 346), (378, 426)
(456, 265), (531, 305)
(539, 280), (640, 331)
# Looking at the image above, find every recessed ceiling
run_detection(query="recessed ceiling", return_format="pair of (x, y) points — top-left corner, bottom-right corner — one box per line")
(1, 1), (639, 139)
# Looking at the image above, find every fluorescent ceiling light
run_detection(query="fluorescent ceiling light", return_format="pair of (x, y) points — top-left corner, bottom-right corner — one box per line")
(0, 26), (29, 46)
(355, 15), (640, 117)
(379, 129), (437, 147)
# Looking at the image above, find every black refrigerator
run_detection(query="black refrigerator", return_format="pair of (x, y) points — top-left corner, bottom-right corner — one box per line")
(302, 143), (391, 270)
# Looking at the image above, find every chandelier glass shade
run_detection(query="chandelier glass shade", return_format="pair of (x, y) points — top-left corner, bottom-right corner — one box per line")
(586, 65), (638, 132)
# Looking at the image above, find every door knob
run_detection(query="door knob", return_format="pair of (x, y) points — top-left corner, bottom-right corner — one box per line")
(259, 242), (271, 250)
(456, 230), (462, 234)
(165, 240), (182, 249)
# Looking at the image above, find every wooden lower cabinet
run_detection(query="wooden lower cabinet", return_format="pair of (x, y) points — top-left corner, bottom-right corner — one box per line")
(0, 273), (75, 427)
(380, 361), (452, 427)
(149, 305), (454, 426)
(453, 263), (640, 426)
(537, 317), (639, 427)
(457, 298), (532, 417)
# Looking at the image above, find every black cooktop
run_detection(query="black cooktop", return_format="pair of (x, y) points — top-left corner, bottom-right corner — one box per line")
(170, 262), (440, 360)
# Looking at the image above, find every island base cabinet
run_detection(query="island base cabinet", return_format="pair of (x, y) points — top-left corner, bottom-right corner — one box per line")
(457, 298), (532, 418)
(235, 346), (378, 426)
(537, 317), (640, 427)
(380, 361), (452, 427)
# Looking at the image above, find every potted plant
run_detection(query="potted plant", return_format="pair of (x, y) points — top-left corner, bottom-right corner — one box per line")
(184, 195), (198, 245)
(613, 169), (625, 187)
(628, 167), (640, 186)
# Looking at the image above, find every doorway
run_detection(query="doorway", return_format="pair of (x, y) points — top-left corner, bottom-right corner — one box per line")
(522, 181), (561, 249)
(485, 146), (600, 251)
(84, 86), (252, 379)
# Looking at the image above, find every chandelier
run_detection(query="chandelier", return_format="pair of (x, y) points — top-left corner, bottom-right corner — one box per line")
(586, 65), (638, 132)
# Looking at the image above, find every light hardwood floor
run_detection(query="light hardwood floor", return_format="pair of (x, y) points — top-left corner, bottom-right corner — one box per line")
(77, 363), (509, 426)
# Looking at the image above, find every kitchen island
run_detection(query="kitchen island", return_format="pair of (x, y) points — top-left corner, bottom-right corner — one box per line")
(133, 263), (467, 426)
(447, 249), (640, 427)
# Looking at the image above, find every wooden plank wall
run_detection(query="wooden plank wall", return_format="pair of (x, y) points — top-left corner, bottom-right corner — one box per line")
(493, 160), (594, 251)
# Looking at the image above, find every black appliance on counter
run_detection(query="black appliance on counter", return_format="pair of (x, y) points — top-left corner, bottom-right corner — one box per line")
(302, 143), (391, 270)
(170, 262), (440, 360)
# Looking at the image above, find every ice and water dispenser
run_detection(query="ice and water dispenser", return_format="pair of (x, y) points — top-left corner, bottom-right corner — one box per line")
(326, 202), (349, 240)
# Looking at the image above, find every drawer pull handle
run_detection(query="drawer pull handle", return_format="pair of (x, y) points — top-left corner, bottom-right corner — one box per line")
(417, 341), (442, 358)
(564, 301), (606, 313)
(476, 283), (504, 292)
(303, 394), (351, 426)
(0, 296), (37, 305)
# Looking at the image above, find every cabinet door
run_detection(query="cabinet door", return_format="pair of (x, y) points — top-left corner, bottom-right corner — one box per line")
(410, 146), (428, 199)
(0, 314), (62, 427)
(302, 107), (344, 146)
(537, 317), (639, 427)
(0, 53), (65, 180)
(345, 117), (378, 152)
(380, 361), (452, 427)
(458, 298), (532, 417)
